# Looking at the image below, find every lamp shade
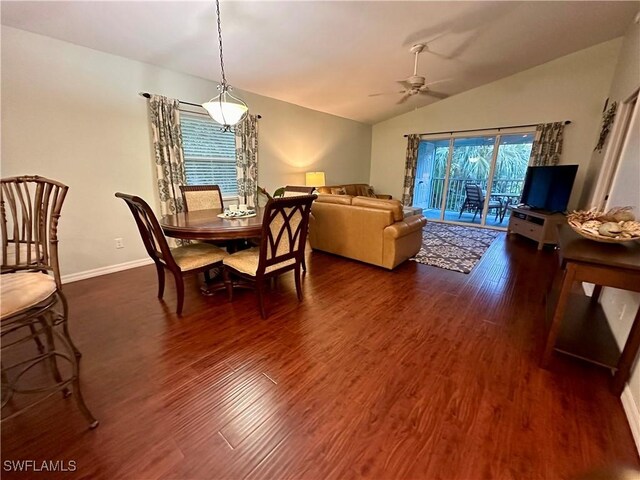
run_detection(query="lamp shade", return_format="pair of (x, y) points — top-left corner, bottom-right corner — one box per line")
(305, 172), (326, 187)
(202, 88), (248, 127)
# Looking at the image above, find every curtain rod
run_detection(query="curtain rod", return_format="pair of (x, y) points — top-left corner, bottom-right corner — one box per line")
(403, 120), (571, 138)
(138, 92), (262, 119)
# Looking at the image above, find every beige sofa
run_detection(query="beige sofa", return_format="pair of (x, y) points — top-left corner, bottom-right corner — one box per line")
(315, 183), (392, 200)
(309, 194), (426, 270)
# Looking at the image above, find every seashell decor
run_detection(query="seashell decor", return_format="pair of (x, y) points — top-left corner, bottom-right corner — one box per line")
(567, 207), (640, 243)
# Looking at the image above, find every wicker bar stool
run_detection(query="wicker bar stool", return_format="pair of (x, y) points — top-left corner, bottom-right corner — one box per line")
(0, 176), (98, 429)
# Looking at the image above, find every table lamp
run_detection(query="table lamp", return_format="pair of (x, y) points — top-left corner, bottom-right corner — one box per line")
(305, 172), (326, 188)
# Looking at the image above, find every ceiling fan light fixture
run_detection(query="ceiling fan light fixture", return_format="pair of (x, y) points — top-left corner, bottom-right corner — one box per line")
(202, 0), (249, 130)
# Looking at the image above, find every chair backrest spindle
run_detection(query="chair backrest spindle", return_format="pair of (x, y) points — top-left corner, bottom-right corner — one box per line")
(0, 176), (68, 287)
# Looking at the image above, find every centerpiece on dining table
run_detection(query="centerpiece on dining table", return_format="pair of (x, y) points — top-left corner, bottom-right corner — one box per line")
(218, 204), (257, 219)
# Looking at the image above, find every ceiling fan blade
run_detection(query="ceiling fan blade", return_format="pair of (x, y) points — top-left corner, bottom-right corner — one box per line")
(368, 90), (406, 97)
(397, 93), (412, 105)
(424, 49), (452, 60)
(423, 78), (452, 87)
(403, 31), (447, 47)
(396, 80), (412, 89)
(422, 89), (449, 99)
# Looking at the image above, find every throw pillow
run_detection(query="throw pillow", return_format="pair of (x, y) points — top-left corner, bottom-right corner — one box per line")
(330, 187), (347, 195)
(365, 186), (376, 198)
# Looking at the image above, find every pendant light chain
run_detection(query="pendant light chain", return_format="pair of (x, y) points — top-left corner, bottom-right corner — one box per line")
(202, 0), (248, 128)
(215, 0), (227, 88)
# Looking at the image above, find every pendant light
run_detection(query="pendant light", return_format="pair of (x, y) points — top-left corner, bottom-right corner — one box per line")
(202, 0), (248, 131)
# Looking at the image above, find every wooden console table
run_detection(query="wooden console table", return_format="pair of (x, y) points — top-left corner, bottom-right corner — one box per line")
(542, 225), (640, 395)
(507, 205), (566, 250)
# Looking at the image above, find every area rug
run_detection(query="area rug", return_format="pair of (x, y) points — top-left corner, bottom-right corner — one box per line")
(410, 222), (501, 274)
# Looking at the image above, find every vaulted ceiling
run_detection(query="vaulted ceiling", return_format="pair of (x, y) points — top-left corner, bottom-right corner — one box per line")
(2, 1), (637, 124)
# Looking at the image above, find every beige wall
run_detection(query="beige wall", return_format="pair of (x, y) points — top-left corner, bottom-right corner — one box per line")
(1, 26), (371, 276)
(581, 22), (640, 207)
(370, 39), (622, 210)
(585, 20), (640, 437)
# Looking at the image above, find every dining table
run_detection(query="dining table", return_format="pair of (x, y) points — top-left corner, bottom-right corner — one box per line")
(160, 207), (265, 294)
(160, 207), (264, 244)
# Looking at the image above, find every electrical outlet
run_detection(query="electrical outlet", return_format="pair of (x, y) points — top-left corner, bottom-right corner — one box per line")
(115, 238), (124, 249)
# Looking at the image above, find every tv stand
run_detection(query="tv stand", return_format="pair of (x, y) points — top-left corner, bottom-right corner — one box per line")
(507, 205), (566, 250)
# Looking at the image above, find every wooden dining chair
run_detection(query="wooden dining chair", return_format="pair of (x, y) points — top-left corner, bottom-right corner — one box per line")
(280, 186), (316, 271)
(115, 193), (228, 315)
(1, 175), (99, 429)
(180, 185), (224, 212)
(222, 194), (317, 318)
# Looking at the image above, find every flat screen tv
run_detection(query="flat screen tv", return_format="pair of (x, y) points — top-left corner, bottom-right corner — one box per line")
(520, 165), (578, 213)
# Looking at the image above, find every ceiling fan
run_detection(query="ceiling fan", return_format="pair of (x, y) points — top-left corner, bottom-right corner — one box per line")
(369, 44), (449, 104)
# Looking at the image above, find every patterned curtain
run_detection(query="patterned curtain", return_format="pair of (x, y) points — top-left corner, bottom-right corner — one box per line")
(401, 134), (420, 206)
(149, 95), (186, 215)
(235, 114), (259, 208)
(529, 122), (565, 166)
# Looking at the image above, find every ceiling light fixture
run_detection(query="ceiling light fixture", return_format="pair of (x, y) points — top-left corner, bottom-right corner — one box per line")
(202, 0), (248, 131)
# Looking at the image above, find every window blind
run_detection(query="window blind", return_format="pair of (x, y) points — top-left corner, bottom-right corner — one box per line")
(181, 113), (237, 197)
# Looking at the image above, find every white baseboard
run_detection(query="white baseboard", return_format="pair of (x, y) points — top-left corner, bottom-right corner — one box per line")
(61, 258), (153, 284)
(621, 384), (640, 455)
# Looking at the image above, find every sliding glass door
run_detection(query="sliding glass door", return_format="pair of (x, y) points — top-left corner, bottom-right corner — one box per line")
(445, 136), (496, 225)
(412, 139), (450, 215)
(489, 133), (534, 224)
(414, 132), (534, 228)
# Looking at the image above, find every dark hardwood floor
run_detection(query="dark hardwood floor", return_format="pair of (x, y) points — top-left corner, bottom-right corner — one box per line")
(2, 234), (639, 479)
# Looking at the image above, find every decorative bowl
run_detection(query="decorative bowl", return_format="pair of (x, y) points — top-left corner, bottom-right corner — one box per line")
(567, 207), (640, 244)
(568, 222), (638, 243)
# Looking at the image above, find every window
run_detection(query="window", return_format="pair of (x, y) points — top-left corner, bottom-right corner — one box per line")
(180, 113), (237, 197)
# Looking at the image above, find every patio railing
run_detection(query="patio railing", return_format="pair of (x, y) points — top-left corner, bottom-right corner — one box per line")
(414, 178), (524, 212)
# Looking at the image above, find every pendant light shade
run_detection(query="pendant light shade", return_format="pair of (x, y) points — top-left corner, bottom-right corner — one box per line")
(203, 0), (249, 130)
(202, 86), (248, 128)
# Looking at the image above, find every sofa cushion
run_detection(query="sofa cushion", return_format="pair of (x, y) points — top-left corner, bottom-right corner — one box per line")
(354, 185), (367, 196)
(352, 197), (404, 222)
(317, 184), (390, 199)
(315, 194), (353, 205)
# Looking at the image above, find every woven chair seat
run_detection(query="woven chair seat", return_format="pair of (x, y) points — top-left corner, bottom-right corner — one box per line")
(170, 243), (228, 272)
(0, 272), (57, 320)
(223, 247), (295, 276)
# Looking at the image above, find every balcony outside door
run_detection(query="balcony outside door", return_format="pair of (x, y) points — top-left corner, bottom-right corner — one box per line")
(413, 132), (534, 229)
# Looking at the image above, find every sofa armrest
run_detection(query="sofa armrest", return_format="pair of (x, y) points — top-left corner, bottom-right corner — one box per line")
(375, 194), (392, 200)
(383, 215), (426, 239)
